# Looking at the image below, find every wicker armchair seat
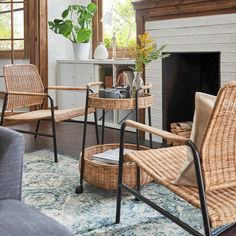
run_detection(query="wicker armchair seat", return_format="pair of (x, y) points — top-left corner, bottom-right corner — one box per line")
(127, 146), (236, 228)
(5, 108), (95, 123)
(1, 64), (100, 163)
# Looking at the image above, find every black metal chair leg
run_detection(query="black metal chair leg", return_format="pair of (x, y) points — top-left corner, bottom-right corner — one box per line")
(187, 141), (212, 236)
(34, 120), (41, 139)
(148, 107), (153, 148)
(101, 109), (105, 145)
(51, 118), (58, 163)
(135, 90), (141, 200)
(34, 99), (45, 139)
(147, 88), (153, 148)
(136, 166), (141, 194)
(75, 87), (89, 194)
(116, 122), (126, 224)
(47, 95), (58, 163)
(0, 94), (8, 126)
(94, 109), (99, 145)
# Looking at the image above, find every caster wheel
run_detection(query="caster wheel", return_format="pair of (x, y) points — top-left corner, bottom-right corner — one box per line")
(135, 197), (140, 201)
(75, 186), (83, 194)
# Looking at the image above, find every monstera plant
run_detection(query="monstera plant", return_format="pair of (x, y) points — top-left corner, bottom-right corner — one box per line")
(48, 3), (97, 59)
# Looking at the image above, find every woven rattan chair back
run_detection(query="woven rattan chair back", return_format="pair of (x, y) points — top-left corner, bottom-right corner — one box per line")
(3, 64), (45, 109)
(201, 82), (236, 191)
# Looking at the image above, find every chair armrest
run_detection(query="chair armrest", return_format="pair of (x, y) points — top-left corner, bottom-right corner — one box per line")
(0, 127), (24, 201)
(8, 91), (47, 97)
(87, 81), (103, 88)
(125, 120), (188, 144)
(47, 86), (87, 91)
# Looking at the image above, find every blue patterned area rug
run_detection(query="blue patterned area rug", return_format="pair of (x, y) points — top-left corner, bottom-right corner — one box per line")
(22, 150), (225, 236)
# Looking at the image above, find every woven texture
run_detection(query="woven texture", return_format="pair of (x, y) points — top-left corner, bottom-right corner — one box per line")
(3, 64), (94, 124)
(127, 146), (236, 228)
(5, 108), (95, 123)
(124, 82), (236, 228)
(201, 82), (236, 191)
(81, 143), (152, 190)
(88, 93), (153, 110)
(4, 64), (44, 109)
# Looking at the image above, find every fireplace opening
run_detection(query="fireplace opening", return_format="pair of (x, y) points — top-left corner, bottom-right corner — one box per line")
(162, 52), (220, 131)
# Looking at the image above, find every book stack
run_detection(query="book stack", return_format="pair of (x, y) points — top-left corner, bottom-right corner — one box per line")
(92, 148), (133, 165)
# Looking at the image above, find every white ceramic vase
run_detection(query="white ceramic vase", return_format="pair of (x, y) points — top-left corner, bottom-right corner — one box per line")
(73, 43), (90, 60)
(94, 42), (109, 60)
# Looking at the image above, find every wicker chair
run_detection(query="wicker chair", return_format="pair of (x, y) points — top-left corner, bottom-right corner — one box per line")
(1, 64), (99, 162)
(116, 82), (236, 236)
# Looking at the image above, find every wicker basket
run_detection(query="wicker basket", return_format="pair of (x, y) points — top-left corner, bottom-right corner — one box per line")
(88, 93), (153, 110)
(80, 143), (153, 190)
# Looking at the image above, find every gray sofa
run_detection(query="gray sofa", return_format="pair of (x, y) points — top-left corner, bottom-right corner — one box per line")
(0, 127), (74, 236)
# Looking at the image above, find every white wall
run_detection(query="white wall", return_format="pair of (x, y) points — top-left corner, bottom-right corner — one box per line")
(145, 13), (236, 140)
(48, 0), (91, 101)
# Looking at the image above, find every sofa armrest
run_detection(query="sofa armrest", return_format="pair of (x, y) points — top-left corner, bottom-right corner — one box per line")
(0, 127), (24, 201)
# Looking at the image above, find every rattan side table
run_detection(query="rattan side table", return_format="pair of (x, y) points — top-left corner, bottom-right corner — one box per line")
(76, 82), (154, 194)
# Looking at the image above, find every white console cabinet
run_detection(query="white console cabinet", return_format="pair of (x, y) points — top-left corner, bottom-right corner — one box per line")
(56, 59), (135, 127)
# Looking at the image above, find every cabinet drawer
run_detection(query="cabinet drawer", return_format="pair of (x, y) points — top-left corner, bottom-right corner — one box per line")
(57, 63), (77, 109)
(75, 64), (94, 109)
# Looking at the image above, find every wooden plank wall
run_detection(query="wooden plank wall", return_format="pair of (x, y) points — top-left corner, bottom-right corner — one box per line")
(144, 13), (236, 141)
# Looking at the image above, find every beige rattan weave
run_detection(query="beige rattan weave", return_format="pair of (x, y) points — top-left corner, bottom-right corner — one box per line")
(127, 146), (236, 228)
(88, 93), (153, 110)
(201, 82), (236, 191)
(124, 82), (236, 229)
(2, 64), (93, 125)
(81, 143), (152, 190)
(5, 108), (95, 123)
(4, 64), (45, 109)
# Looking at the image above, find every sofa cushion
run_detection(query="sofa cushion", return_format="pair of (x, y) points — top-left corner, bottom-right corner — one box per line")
(0, 199), (74, 236)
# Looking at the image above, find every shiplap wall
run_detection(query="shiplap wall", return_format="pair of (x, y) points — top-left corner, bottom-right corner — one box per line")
(145, 13), (236, 141)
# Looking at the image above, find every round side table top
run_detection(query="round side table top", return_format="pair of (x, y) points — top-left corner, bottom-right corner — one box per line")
(88, 93), (153, 110)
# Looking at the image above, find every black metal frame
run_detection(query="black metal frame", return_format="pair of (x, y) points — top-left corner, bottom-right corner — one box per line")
(115, 121), (217, 236)
(0, 89), (99, 164)
(76, 87), (153, 194)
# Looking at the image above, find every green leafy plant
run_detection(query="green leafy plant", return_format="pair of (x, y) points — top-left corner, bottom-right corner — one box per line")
(48, 3), (97, 43)
(134, 32), (169, 72)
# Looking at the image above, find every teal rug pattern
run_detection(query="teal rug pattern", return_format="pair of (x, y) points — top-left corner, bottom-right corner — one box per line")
(22, 150), (214, 235)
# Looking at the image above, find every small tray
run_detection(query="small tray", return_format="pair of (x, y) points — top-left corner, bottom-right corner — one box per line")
(80, 143), (152, 190)
(88, 93), (153, 110)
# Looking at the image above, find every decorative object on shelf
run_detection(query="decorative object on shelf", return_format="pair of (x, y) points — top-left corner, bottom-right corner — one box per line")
(74, 43), (91, 60)
(104, 75), (113, 88)
(106, 89), (122, 99)
(101, 7), (132, 59)
(48, 3), (97, 60)
(116, 72), (128, 87)
(132, 71), (144, 97)
(126, 85), (131, 98)
(116, 72), (130, 98)
(98, 88), (122, 99)
(94, 42), (109, 59)
(132, 32), (169, 97)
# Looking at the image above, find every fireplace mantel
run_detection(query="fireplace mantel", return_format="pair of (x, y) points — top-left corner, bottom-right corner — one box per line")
(132, 0), (236, 140)
(133, 0), (236, 35)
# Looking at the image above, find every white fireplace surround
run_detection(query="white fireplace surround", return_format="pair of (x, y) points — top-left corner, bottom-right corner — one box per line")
(145, 13), (236, 141)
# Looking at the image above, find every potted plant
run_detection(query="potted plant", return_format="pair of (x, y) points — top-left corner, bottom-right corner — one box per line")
(48, 3), (97, 60)
(132, 32), (168, 96)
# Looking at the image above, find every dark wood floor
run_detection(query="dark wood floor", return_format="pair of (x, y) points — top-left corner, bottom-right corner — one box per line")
(8, 121), (235, 235)
(17, 120), (141, 158)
